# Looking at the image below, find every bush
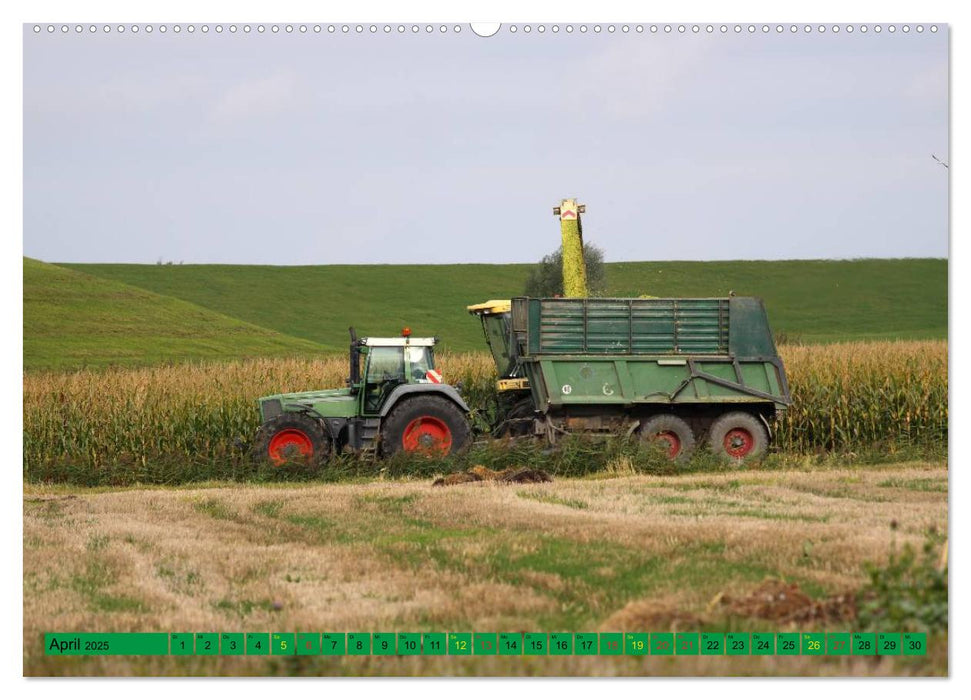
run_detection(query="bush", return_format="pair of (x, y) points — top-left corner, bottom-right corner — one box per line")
(856, 528), (948, 633)
(524, 244), (607, 297)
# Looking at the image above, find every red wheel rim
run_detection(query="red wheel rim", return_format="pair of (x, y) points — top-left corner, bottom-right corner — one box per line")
(652, 430), (682, 459)
(402, 416), (452, 455)
(268, 429), (313, 465)
(723, 428), (755, 458)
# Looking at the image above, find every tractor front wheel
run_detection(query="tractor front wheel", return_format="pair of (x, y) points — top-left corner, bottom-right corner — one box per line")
(381, 395), (471, 457)
(254, 413), (329, 467)
(708, 411), (769, 464)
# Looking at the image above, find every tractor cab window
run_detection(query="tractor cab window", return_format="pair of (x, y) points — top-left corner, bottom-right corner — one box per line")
(364, 346), (405, 412)
(406, 346), (435, 382)
(366, 346), (405, 383)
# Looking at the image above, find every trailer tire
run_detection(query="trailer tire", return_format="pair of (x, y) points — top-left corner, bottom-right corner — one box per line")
(639, 414), (696, 462)
(254, 413), (330, 467)
(708, 411), (769, 463)
(381, 395), (472, 457)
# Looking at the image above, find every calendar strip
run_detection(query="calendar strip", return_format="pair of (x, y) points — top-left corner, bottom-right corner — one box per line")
(44, 632), (927, 656)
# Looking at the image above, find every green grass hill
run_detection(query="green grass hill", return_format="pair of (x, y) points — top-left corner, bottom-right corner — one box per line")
(62, 258), (946, 350)
(605, 259), (947, 344)
(62, 262), (531, 357)
(23, 258), (328, 370)
(25, 257), (946, 371)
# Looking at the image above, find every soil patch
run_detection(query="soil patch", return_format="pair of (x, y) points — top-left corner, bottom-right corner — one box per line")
(719, 579), (856, 624)
(433, 465), (553, 487)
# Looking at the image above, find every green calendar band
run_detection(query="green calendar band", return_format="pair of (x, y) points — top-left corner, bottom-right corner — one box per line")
(44, 631), (928, 656)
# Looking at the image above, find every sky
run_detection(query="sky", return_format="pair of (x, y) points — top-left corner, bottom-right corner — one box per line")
(22, 23), (949, 265)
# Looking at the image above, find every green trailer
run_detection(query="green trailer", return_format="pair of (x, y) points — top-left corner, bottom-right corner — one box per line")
(469, 296), (791, 462)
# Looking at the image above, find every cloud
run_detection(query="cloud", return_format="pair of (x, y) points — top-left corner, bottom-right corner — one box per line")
(26, 73), (209, 117)
(208, 73), (301, 125)
(905, 59), (949, 103)
(573, 37), (716, 120)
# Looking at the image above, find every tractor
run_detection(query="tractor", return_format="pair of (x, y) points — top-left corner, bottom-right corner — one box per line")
(253, 328), (472, 465)
(254, 197), (790, 467)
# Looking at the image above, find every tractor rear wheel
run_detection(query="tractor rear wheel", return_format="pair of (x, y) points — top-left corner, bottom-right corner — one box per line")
(254, 413), (329, 467)
(639, 414), (696, 462)
(381, 395), (471, 457)
(708, 411), (769, 463)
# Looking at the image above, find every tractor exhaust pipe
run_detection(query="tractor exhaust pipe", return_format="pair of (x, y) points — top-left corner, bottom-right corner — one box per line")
(348, 326), (361, 386)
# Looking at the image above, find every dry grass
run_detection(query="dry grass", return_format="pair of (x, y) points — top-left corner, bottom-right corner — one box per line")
(24, 460), (947, 676)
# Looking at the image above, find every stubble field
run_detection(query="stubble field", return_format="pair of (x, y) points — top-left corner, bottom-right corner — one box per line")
(24, 461), (947, 676)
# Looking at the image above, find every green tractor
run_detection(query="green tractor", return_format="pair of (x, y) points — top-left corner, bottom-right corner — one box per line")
(253, 328), (472, 466)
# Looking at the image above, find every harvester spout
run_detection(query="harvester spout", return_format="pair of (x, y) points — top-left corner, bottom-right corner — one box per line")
(553, 198), (588, 297)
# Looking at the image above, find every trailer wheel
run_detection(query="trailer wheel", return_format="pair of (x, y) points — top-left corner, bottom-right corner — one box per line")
(254, 413), (329, 467)
(639, 415), (696, 462)
(708, 412), (769, 463)
(381, 395), (472, 457)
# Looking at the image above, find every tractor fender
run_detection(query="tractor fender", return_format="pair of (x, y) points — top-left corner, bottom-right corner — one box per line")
(279, 404), (340, 440)
(317, 415), (349, 442)
(378, 384), (471, 417)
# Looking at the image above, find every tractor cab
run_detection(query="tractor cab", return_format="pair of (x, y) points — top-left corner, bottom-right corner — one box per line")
(351, 330), (441, 414)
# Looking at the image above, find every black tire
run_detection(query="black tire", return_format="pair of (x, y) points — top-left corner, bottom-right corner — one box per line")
(253, 413), (330, 467)
(380, 395), (472, 457)
(639, 414), (696, 462)
(708, 411), (769, 463)
(495, 397), (536, 438)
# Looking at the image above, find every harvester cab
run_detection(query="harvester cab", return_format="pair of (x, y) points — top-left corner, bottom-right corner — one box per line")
(254, 327), (471, 466)
(467, 198), (589, 393)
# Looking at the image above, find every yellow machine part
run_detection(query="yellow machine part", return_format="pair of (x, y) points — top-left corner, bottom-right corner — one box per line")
(497, 378), (530, 391)
(557, 198), (588, 298)
(466, 299), (511, 315)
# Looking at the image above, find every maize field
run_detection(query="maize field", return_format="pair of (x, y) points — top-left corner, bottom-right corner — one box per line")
(22, 341), (947, 484)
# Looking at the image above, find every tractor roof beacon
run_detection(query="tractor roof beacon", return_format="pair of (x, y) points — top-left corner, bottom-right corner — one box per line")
(254, 327), (471, 467)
